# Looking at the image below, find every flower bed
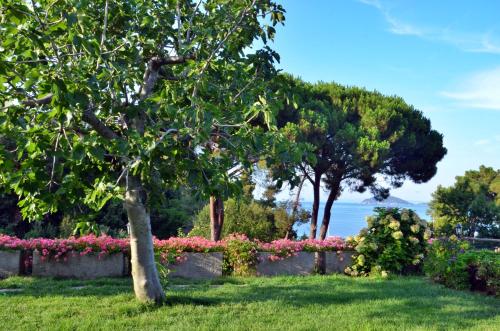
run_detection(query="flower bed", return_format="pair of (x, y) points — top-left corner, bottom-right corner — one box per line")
(1, 234), (352, 278)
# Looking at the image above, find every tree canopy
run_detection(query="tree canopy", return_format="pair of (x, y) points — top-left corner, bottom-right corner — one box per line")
(429, 165), (500, 238)
(274, 76), (447, 240)
(0, 0), (286, 303)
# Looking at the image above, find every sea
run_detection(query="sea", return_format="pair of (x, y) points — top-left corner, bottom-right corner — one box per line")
(294, 201), (429, 239)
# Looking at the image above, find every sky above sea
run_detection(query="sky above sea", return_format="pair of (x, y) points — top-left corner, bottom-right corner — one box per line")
(256, 0), (500, 204)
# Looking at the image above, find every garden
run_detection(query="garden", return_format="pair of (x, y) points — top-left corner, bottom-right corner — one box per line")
(1, 0), (500, 330)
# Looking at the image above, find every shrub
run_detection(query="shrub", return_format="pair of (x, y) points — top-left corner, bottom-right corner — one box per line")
(257, 237), (347, 261)
(345, 208), (430, 277)
(154, 236), (224, 266)
(223, 234), (259, 276)
(425, 237), (499, 295)
(424, 236), (470, 289)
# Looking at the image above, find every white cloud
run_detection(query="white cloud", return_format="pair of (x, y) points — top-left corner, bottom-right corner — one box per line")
(358, 0), (500, 54)
(475, 139), (490, 146)
(441, 67), (500, 110)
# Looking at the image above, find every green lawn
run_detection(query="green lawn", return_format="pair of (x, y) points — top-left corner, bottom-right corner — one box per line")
(0, 275), (498, 330)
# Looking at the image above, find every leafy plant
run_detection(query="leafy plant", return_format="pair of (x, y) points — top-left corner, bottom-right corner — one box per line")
(346, 208), (430, 277)
(424, 236), (471, 289)
(223, 234), (259, 276)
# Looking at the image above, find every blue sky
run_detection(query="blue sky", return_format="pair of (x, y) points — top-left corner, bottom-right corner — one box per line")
(268, 0), (500, 203)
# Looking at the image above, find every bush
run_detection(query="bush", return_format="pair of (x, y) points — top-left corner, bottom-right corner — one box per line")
(190, 199), (278, 241)
(223, 234), (259, 276)
(345, 208), (430, 277)
(424, 236), (470, 289)
(425, 237), (499, 295)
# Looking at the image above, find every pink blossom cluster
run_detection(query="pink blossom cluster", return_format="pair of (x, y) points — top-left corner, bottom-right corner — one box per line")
(154, 236), (225, 253)
(258, 236), (347, 261)
(0, 234), (29, 250)
(0, 234), (129, 262)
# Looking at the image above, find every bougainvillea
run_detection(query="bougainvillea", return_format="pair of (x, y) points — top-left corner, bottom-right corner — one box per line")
(0, 234), (129, 262)
(154, 236), (225, 265)
(258, 237), (347, 261)
(1, 234), (349, 272)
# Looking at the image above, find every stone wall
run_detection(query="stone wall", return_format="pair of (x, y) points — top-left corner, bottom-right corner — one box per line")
(257, 252), (315, 276)
(168, 252), (223, 279)
(32, 251), (127, 279)
(0, 250), (21, 277)
(257, 251), (354, 276)
(325, 251), (354, 274)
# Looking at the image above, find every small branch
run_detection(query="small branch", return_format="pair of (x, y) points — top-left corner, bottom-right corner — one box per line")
(185, 0), (203, 45)
(82, 107), (121, 141)
(176, 0), (183, 51)
(21, 94), (54, 107)
(191, 0), (256, 101)
(100, 0), (109, 47)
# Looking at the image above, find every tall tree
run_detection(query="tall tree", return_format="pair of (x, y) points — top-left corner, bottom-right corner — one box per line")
(275, 77), (446, 243)
(429, 166), (500, 238)
(0, 0), (285, 303)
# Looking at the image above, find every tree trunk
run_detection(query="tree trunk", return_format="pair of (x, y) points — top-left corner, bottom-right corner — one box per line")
(285, 175), (306, 239)
(316, 182), (340, 273)
(124, 176), (165, 303)
(309, 172), (321, 239)
(319, 188), (338, 240)
(210, 195), (224, 241)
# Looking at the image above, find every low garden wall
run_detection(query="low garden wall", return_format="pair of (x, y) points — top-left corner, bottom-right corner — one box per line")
(257, 251), (354, 276)
(1, 234), (354, 279)
(257, 252), (315, 276)
(325, 251), (354, 274)
(168, 252), (223, 279)
(0, 250), (21, 277)
(32, 251), (127, 279)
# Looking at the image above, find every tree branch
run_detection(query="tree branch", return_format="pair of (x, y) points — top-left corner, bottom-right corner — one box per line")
(82, 107), (121, 141)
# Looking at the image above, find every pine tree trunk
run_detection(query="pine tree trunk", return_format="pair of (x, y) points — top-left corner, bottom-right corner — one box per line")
(319, 188), (338, 240)
(309, 172), (321, 239)
(210, 195), (224, 241)
(316, 183), (340, 273)
(286, 175), (306, 239)
(124, 176), (165, 303)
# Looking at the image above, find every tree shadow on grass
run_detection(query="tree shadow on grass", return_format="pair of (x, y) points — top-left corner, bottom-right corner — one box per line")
(1, 276), (498, 329)
(166, 277), (500, 329)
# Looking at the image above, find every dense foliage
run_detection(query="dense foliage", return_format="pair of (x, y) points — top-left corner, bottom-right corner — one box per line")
(345, 208), (430, 277)
(429, 166), (500, 238)
(425, 237), (499, 296)
(189, 197), (309, 241)
(272, 76), (446, 240)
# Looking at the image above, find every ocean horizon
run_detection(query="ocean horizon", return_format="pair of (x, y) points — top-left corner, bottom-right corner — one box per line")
(294, 201), (429, 239)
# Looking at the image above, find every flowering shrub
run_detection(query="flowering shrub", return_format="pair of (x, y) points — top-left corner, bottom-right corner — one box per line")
(223, 234), (259, 276)
(424, 236), (470, 289)
(257, 237), (347, 261)
(425, 237), (499, 295)
(0, 234), (28, 251)
(30, 235), (129, 262)
(1, 234), (350, 277)
(0, 234), (129, 262)
(345, 208), (430, 277)
(154, 236), (224, 265)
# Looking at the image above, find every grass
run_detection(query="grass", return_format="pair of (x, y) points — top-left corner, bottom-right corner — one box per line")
(0, 275), (498, 330)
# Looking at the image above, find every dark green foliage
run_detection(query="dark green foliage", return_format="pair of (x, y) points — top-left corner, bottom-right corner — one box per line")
(425, 238), (499, 296)
(429, 166), (500, 238)
(424, 236), (471, 290)
(190, 197), (308, 241)
(346, 208), (430, 277)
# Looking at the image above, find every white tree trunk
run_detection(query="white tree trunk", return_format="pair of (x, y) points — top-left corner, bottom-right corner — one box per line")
(124, 177), (165, 303)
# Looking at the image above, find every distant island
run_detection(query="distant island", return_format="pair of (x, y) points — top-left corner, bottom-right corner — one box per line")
(361, 196), (413, 206)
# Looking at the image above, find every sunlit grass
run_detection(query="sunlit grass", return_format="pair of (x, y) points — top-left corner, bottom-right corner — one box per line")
(0, 275), (498, 330)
